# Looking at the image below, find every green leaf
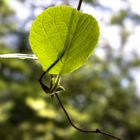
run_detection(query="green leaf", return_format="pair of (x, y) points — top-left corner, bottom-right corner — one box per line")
(29, 5), (99, 74)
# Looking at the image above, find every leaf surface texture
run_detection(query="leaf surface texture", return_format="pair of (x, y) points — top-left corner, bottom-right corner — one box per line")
(29, 5), (99, 74)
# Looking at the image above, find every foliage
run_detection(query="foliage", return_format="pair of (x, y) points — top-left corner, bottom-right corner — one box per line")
(0, 0), (140, 140)
(29, 5), (99, 74)
(110, 10), (128, 25)
(0, 0), (15, 35)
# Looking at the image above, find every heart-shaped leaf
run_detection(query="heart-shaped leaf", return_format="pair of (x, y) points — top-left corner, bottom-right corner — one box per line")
(29, 5), (99, 74)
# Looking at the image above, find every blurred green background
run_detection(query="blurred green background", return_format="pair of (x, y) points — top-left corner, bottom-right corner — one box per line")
(0, 0), (140, 140)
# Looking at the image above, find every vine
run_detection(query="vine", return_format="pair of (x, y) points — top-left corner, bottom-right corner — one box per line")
(0, 0), (122, 139)
(39, 0), (122, 140)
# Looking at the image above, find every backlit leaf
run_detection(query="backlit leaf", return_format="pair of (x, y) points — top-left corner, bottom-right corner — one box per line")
(29, 5), (99, 74)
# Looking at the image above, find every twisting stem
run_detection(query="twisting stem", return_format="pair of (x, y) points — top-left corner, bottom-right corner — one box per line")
(39, 1), (122, 139)
(54, 93), (121, 140)
(55, 93), (96, 132)
(39, 72), (122, 139)
(77, 0), (84, 11)
(39, 71), (48, 91)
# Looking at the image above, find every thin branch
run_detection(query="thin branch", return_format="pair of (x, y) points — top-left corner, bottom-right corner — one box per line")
(77, 0), (84, 11)
(39, 71), (48, 92)
(39, 72), (122, 140)
(54, 93), (121, 140)
(38, 1), (122, 139)
(0, 53), (37, 60)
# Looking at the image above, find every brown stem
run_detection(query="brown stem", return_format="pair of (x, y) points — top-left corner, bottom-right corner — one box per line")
(39, 71), (122, 140)
(77, 0), (84, 11)
(39, 1), (122, 139)
(54, 93), (122, 140)
(39, 71), (48, 91)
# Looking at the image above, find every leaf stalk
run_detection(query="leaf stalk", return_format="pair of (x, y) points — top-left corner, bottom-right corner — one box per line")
(77, 0), (84, 11)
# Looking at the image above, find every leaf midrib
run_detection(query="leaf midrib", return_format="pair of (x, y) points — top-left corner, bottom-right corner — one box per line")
(54, 8), (77, 73)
